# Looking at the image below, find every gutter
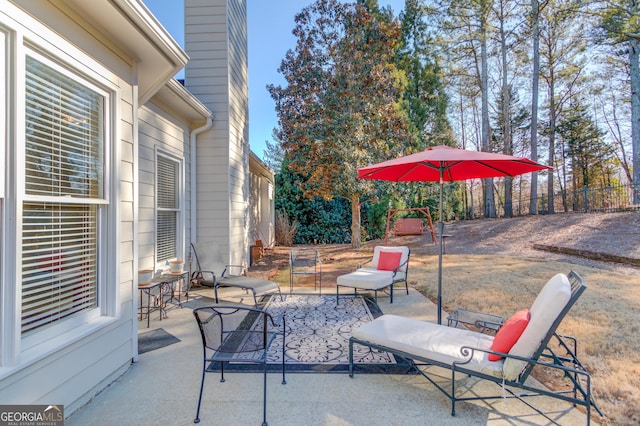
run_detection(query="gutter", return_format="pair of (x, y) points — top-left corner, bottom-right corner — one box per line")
(190, 116), (214, 244)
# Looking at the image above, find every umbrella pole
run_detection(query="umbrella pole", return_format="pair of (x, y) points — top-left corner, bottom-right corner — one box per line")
(437, 179), (444, 325)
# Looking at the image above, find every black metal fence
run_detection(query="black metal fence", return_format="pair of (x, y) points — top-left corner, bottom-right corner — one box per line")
(469, 183), (639, 218)
(564, 184), (639, 213)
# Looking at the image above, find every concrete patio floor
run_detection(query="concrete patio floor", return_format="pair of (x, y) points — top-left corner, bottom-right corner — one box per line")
(66, 286), (593, 426)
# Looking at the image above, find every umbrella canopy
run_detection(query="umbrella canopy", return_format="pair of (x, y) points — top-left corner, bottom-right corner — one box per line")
(358, 145), (549, 182)
(358, 145), (551, 324)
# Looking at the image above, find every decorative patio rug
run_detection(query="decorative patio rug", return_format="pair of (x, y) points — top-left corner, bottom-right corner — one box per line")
(206, 294), (413, 374)
(138, 328), (181, 354)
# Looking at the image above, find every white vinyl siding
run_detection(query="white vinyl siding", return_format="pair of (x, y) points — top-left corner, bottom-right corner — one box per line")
(138, 102), (191, 272)
(185, 0), (249, 266)
(185, 0), (232, 254)
(227, 0), (250, 265)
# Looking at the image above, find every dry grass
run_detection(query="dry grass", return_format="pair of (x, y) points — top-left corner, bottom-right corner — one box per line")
(408, 253), (639, 425)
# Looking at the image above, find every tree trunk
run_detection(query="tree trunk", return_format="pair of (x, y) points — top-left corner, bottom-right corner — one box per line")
(480, 12), (495, 218)
(561, 138), (569, 211)
(547, 73), (556, 214)
(530, 0), (540, 214)
(500, 3), (513, 217)
(459, 90), (473, 219)
(351, 195), (361, 248)
(630, 38), (640, 204)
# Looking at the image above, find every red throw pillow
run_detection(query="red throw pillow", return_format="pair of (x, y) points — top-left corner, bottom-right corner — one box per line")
(488, 309), (531, 362)
(377, 251), (402, 271)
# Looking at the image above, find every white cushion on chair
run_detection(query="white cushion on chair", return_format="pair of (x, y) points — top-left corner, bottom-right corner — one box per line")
(337, 269), (393, 290)
(503, 273), (571, 380)
(217, 276), (281, 295)
(352, 314), (503, 378)
(358, 267), (406, 284)
(338, 246), (409, 289)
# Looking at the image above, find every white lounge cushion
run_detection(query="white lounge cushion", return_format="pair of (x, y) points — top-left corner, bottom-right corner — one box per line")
(352, 314), (503, 378)
(503, 273), (571, 380)
(358, 267), (406, 283)
(217, 276), (281, 294)
(337, 269), (393, 290)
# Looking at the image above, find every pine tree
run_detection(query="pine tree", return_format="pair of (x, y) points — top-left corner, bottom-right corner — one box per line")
(557, 100), (612, 189)
(595, 0), (640, 203)
(397, 0), (452, 149)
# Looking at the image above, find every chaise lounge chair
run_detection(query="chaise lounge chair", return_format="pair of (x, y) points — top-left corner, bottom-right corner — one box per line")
(336, 246), (410, 304)
(349, 271), (602, 424)
(190, 242), (282, 307)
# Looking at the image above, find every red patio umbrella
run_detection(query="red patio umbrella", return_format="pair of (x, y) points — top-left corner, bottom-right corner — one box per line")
(358, 145), (551, 324)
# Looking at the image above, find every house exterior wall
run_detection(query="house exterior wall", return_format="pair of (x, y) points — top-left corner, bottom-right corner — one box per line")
(227, 0), (250, 263)
(185, 0), (250, 266)
(0, 1), (135, 413)
(0, 0), (264, 417)
(249, 154), (275, 246)
(138, 102), (191, 272)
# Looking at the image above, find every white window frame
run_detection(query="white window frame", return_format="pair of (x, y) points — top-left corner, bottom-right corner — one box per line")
(20, 49), (110, 349)
(155, 149), (184, 268)
(0, 27), (7, 369)
(0, 14), (119, 370)
(0, 28), (5, 199)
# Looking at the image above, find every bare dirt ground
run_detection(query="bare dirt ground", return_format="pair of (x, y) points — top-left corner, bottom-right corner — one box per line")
(250, 211), (640, 281)
(248, 211), (639, 425)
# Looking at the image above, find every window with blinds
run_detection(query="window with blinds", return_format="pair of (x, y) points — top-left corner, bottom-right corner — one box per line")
(22, 56), (105, 336)
(156, 155), (179, 263)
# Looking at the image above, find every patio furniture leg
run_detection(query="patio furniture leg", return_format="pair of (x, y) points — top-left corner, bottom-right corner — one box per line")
(194, 360), (206, 423)
(281, 315), (287, 385)
(348, 338), (354, 378)
(262, 359), (267, 426)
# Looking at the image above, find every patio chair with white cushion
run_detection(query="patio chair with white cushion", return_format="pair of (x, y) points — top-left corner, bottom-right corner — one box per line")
(336, 246), (410, 304)
(349, 271), (602, 423)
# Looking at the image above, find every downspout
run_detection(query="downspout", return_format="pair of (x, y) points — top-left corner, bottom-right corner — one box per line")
(190, 116), (213, 245)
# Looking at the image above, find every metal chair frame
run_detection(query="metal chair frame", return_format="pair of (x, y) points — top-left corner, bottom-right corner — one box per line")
(190, 242), (282, 306)
(349, 271), (602, 424)
(288, 247), (322, 294)
(193, 305), (286, 425)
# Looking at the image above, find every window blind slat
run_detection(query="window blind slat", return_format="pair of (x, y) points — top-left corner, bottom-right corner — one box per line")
(156, 155), (179, 263)
(157, 156), (178, 209)
(25, 56), (103, 199)
(21, 203), (98, 335)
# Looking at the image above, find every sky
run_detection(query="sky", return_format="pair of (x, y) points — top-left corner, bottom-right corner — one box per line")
(145, 1), (406, 161)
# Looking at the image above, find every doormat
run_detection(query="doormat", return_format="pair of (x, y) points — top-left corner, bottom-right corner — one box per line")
(138, 328), (181, 354)
(206, 294), (413, 374)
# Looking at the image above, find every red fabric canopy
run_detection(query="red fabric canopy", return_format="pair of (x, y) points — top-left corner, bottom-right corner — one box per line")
(358, 145), (551, 182)
(357, 145), (550, 325)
